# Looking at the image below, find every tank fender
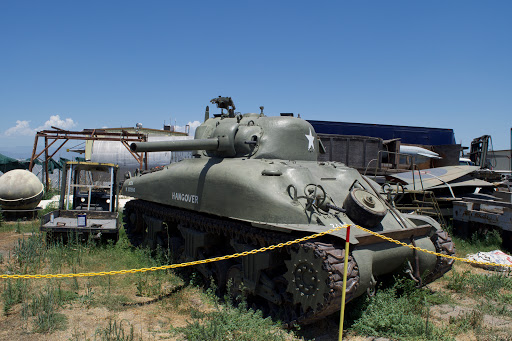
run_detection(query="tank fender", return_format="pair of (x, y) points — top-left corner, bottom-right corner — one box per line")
(402, 213), (442, 231)
(249, 221), (359, 244)
(352, 235), (437, 296)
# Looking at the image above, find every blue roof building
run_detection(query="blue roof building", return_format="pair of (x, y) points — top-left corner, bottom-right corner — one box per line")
(308, 120), (456, 146)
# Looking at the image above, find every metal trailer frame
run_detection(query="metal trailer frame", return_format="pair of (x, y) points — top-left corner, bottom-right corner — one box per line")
(453, 197), (512, 250)
(40, 161), (121, 242)
(28, 127), (148, 190)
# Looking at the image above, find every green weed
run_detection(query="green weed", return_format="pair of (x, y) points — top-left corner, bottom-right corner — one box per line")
(34, 312), (67, 333)
(69, 328), (88, 340)
(13, 232), (46, 273)
(472, 273), (512, 300)
(0, 216), (40, 233)
(479, 301), (512, 318)
(452, 229), (503, 257)
(470, 229), (502, 247)
(446, 269), (512, 300)
(2, 279), (28, 315)
(94, 319), (139, 341)
(170, 279), (296, 341)
(448, 310), (484, 332)
(350, 278), (451, 340)
(78, 281), (95, 307)
(28, 285), (68, 333)
(172, 300), (294, 341)
(446, 269), (472, 293)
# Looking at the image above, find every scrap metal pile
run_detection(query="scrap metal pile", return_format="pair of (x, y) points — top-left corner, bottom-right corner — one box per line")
(383, 166), (512, 251)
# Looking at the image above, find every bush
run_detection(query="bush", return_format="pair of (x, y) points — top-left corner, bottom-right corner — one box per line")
(447, 269), (512, 300)
(351, 278), (449, 340)
(173, 300), (294, 341)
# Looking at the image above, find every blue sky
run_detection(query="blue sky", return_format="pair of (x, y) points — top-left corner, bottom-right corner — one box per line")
(0, 1), (511, 158)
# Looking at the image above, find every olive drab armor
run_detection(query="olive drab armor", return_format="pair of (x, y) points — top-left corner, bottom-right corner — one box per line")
(122, 97), (455, 325)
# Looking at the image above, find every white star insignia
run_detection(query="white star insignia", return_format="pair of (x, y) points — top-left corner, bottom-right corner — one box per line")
(305, 128), (315, 151)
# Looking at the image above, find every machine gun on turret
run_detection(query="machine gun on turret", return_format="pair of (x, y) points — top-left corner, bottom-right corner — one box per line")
(210, 96), (236, 117)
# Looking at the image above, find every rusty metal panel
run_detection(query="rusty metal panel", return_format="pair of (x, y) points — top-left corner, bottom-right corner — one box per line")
(432, 144), (462, 167)
(317, 134), (382, 170)
(453, 199), (512, 232)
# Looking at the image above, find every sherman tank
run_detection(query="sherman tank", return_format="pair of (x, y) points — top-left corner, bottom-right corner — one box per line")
(121, 97), (455, 325)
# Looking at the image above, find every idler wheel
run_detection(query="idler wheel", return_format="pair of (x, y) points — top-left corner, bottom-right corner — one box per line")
(284, 246), (328, 312)
(343, 188), (387, 227)
(423, 230), (456, 284)
(122, 204), (144, 247)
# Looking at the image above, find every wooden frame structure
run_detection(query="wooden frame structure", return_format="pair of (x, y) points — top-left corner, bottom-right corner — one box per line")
(29, 126), (148, 189)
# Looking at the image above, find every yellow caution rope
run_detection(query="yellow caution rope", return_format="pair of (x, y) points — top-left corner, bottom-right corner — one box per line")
(1, 224), (511, 280)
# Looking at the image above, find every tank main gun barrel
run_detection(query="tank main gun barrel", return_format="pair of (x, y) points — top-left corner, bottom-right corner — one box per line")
(130, 138), (219, 152)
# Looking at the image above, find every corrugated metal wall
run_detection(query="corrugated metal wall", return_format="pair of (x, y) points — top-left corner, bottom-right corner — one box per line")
(317, 134), (383, 170)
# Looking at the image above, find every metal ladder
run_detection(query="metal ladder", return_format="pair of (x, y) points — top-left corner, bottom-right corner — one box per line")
(412, 190), (447, 229)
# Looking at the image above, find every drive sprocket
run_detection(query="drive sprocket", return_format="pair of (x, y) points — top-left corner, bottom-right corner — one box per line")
(284, 244), (329, 312)
(124, 200), (361, 325)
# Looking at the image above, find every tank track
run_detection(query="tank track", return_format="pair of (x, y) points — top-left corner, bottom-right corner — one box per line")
(123, 199), (359, 325)
(423, 230), (456, 284)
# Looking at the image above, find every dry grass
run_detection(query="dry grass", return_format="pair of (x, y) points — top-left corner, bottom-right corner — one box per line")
(0, 218), (511, 340)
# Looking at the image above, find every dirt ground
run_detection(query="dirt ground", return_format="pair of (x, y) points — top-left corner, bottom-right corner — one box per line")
(0, 231), (27, 261)
(0, 230), (195, 341)
(0, 229), (511, 341)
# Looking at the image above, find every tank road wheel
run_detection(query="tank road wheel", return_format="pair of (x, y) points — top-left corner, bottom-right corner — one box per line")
(284, 245), (329, 312)
(123, 201), (145, 247)
(424, 230), (455, 284)
(168, 236), (185, 263)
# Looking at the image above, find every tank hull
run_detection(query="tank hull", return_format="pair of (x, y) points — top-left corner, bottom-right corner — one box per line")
(121, 102), (454, 324)
(124, 158), (413, 231)
(122, 157), (454, 325)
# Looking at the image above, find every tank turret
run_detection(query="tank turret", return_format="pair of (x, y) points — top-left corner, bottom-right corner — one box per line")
(121, 97), (455, 326)
(131, 97), (320, 161)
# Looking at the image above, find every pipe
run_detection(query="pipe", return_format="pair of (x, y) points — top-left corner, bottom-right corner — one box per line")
(130, 138), (219, 152)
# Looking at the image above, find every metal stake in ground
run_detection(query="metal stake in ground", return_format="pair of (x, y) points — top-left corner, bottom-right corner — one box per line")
(339, 224), (351, 341)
